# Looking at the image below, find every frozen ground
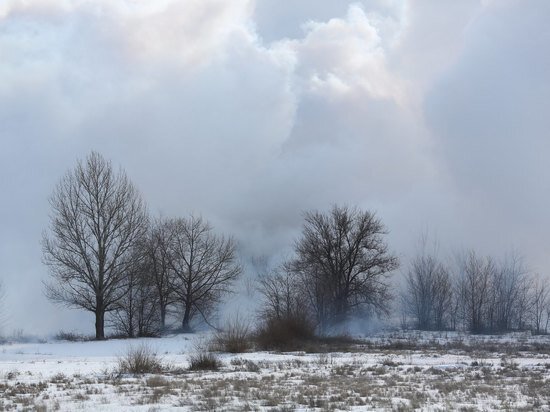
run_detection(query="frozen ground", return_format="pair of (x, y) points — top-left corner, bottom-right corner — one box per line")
(1, 330), (550, 410)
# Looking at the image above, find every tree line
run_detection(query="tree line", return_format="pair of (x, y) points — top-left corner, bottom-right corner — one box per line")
(402, 248), (550, 334)
(41, 152), (550, 339)
(42, 152), (241, 339)
(257, 207), (398, 338)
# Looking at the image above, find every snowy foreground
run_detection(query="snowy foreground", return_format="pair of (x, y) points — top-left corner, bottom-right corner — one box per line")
(1, 331), (550, 411)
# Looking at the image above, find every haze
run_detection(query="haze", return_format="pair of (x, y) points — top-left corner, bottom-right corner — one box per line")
(1, 0), (549, 335)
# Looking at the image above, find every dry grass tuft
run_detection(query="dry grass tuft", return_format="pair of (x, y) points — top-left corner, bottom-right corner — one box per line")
(213, 316), (254, 353)
(117, 343), (164, 375)
(188, 351), (223, 371)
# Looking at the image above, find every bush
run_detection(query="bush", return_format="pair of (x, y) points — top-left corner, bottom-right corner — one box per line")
(55, 331), (92, 342)
(255, 313), (316, 351)
(213, 316), (253, 353)
(188, 351), (223, 371)
(117, 343), (164, 375)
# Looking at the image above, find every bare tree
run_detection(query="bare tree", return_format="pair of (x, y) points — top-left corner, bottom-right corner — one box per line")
(490, 253), (529, 331)
(109, 247), (161, 338)
(258, 266), (306, 322)
(432, 265), (453, 330)
(512, 271), (532, 331)
(143, 218), (177, 330)
(404, 254), (452, 330)
(288, 206), (398, 331)
(42, 152), (148, 339)
(167, 216), (241, 332)
(456, 251), (495, 333)
(256, 264), (316, 347)
(530, 275), (549, 334)
(448, 284), (461, 331)
(447, 249), (535, 333)
(110, 273), (160, 338)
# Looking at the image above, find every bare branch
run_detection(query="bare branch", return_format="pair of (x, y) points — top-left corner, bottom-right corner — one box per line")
(42, 152), (148, 339)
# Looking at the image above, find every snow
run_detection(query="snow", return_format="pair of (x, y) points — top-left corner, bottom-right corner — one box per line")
(0, 334), (202, 379)
(0, 330), (549, 410)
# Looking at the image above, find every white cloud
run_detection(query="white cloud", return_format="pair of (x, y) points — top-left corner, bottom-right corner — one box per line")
(0, 0), (548, 333)
(278, 4), (406, 103)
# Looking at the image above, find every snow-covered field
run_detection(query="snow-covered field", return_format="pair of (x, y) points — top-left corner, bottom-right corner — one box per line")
(1, 331), (550, 411)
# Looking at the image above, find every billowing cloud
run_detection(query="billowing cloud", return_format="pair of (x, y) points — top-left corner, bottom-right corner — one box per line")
(425, 0), (550, 266)
(0, 0), (548, 334)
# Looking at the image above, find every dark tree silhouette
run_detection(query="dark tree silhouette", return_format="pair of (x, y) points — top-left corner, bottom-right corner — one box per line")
(289, 205), (398, 331)
(143, 218), (177, 330)
(109, 246), (161, 338)
(404, 254), (452, 330)
(167, 216), (241, 332)
(530, 276), (550, 334)
(43, 152), (148, 339)
(456, 251), (495, 334)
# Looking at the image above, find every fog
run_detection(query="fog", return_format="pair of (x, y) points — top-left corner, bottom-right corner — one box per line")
(1, 0), (549, 334)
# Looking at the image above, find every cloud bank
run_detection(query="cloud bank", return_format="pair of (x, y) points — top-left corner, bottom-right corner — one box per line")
(0, 0), (549, 333)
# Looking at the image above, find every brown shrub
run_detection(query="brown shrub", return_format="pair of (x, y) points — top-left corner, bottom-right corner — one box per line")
(255, 313), (316, 351)
(117, 343), (164, 375)
(213, 316), (253, 353)
(188, 351), (223, 371)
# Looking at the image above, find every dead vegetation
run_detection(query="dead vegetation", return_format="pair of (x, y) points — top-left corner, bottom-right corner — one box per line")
(2, 332), (550, 410)
(212, 316), (254, 353)
(0, 351), (548, 411)
(116, 343), (165, 375)
(188, 351), (223, 371)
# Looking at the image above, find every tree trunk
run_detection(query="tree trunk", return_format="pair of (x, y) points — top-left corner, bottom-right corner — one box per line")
(160, 306), (166, 331)
(95, 309), (105, 340)
(181, 305), (192, 333)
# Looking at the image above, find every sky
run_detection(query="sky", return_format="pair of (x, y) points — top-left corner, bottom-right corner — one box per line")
(1, 0), (549, 335)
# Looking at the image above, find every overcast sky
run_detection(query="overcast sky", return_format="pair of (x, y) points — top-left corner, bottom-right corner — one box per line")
(1, 0), (549, 334)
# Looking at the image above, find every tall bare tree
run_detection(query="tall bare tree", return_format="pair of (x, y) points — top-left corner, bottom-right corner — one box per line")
(256, 264), (317, 347)
(289, 206), (398, 331)
(167, 216), (241, 332)
(109, 246), (161, 338)
(530, 276), (549, 334)
(258, 266), (307, 322)
(143, 218), (176, 330)
(42, 152), (148, 339)
(456, 251), (495, 333)
(404, 254), (452, 330)
(490, 253), (529, 331)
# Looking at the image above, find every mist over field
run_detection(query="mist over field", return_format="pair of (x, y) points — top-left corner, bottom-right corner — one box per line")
(1, 0), (549, 335)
